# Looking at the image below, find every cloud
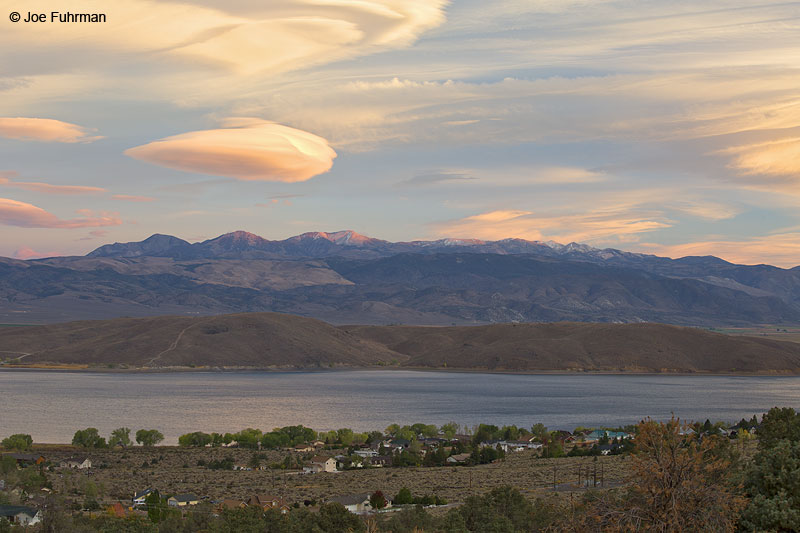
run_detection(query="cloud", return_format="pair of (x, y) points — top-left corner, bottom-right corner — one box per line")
(723, 137), (800, 178)
(112, 194), (156, 202)
(637, 233), (800, 268)
(77, 229), (110, 241)
(0, 175), (106, 195)
(13, 247), (61, 260)
(0, 198), (122, 229)
(0, 117), (102, 143)
(434, 207), (671, 245)
(398, 171), (477, 186)
(125, 119), (337, 182)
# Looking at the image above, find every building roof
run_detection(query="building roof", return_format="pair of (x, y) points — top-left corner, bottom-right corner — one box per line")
(327, 493), (371, 506)
(170, 493), (198, 503)
(5, 453), (42, 462)
(63, 456), (90, 463)
(0, 505), (38, 518)
(218, 499), (245, 510)
(133, 488), (154, 500)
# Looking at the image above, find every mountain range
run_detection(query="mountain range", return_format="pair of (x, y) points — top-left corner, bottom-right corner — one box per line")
(2, 230), (799, 325)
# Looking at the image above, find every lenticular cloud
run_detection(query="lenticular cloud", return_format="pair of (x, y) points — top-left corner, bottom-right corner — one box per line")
(124, 119), (337, 182)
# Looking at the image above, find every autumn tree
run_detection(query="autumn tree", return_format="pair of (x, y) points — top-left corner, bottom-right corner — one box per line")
(583, 417), (746, 532)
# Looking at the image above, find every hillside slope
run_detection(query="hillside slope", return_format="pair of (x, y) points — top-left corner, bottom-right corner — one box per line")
(2, 312), (800, 373)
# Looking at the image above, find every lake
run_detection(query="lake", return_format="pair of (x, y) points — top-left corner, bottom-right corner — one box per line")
(2, 370), (800, 444)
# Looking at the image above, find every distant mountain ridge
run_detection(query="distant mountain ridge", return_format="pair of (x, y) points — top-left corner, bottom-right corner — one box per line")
(87, 229), (650, 262)
(1, 230), (799, 326)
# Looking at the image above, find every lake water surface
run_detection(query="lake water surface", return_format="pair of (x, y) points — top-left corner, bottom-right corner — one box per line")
(2, 370), (800, 444)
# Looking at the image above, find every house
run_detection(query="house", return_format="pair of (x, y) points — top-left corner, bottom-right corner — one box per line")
(233, 464), (252, 471)
(304, 455), (337, 473)
(354, 449), (378, 458)
(584, 430), (630, 442)
(479, 440), (509, 452)
(446, 453), (471, 464)
(217, 499), (246, 512)
(507, 440), (541, 451)
(0, 505), (41, 526)
(4, 453), (46, 467)
(168, 493), (200, 507)
(132, 488), (154, 507)
(60, 456), (92, 469)
(292, 444), (314, 453)
(327, 493), (373, 513)
(367, 456), (392, 468)
(311, 440), (326, 448)
(246, 494), (291, 513)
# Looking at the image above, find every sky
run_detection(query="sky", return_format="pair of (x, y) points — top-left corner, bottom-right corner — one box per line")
(1, 0), (800, 267)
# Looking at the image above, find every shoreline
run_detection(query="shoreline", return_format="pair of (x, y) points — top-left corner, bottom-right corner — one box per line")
(1, 363), (798, 377)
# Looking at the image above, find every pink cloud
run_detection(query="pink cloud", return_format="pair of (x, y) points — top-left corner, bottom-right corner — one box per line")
(0, 176), (105, 195)
(0, 117), (102, 143)
(0, 198), (122, 229)
(14, 247), (61, 260)
(112, 194), (156, 202)
(124, 119), (336, 182)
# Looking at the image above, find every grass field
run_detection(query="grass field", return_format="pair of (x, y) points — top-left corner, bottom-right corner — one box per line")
(37, 445), (634, 507)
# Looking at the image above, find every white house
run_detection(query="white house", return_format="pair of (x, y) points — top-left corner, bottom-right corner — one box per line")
(60, 456), (92, 469)
(304, 455), (337, 473)
(327, 493), (373, 513)
(133, 488), (154, 507)
(0, 505), (41, 526)
(354, 449), (378, 458)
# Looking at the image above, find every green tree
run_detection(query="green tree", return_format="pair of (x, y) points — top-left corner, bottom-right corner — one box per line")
(72, 428), (106, 448)
(336, 428), (354, 446)
(232, 428), (262, 449)
(135, 429), (164, 447)
(316, 502), (366, 532)
(1, 433), (32, 451)
(108, 427), (132, 447)
(144, 490), (173, 524)
(740, 439), (800, 531)
(531, 423), (548, 441)
(178, 431), (212, 447)
(758, 407), (800, 449)
(440, 422), (460, 439)
(394, 487), (414, 505)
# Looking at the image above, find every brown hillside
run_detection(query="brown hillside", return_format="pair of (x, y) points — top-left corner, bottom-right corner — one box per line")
(343, 322), (800, 374)
(0, 313), (401, 368)
(1, 312), (800, 373)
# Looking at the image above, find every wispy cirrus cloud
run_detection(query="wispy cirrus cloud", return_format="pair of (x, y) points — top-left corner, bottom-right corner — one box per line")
(0, 198), (122, 229)
(0, 117), (102, 143)
(0, 174), (106, 195)
(434, 207), (671, 245)
(125, 119), (337, 182)
(637, 233), (800, 268)
(112, 194), (155, 202)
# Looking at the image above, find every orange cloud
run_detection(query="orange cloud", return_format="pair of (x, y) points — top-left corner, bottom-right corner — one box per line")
(0, 118), (102, 143)
(637, 233), (800, 268)
(0, 176), (105, 195)
(435, 208), (671, 245)
(124, 119), (337, 182)
(112, 194), (156, 202)
(723, 137), (800, 178)
(14, 247), (61, 260)
(0, 198), (122, 229)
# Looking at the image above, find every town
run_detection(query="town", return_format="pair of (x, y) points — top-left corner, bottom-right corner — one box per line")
(0, 414), (765, 531)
